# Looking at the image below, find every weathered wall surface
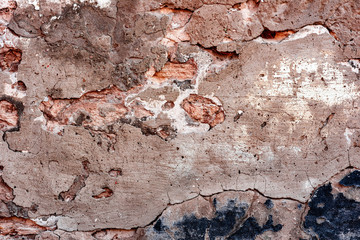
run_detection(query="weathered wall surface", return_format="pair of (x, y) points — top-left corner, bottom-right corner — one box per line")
(0, 0), (359, 239)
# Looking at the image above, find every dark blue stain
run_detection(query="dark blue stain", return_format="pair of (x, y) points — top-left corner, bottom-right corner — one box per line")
(154, 199), (282, 240)
(339, 170), (360, 187)
(304, 183), (360, 240)
(154, 219), (165, 232)
(229, 215), (282, 240)
(208, 200), (247, 238)
(264, 199), (274, 209)
(174, 215), (209, 240)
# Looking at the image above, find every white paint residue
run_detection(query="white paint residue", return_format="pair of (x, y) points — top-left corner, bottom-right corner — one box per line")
(27, 0), (40, 10)
(303, 179), (314, 190)
(340, 60), (360, 74)
(42, 0), (111, 9)
(283, 25), (329, 42)
(292, 147), (302, 154)
(265, 60), (293, 96)
(35, 114), (65, 134)
(49, 16), (60, 22)
(0, 1), (11, 9)
(4, 83), (26, 98)
(34, 115), (45, 123)
(165, 51), (213, 134)
(73, 3), (80, 10)
(259, 145), (275, 161)
(297, 61), (357, 105)
(344, 128), (354, 147)
(294, 59), (318, 74)
(46, 0), (73, 4)
(79, 0), (112, 8)
(261, 57), (359, 106)
(33, 216), (59, 227)
(171, 22), (180, 29)
(254, 25), (330, 44)
(9, 73), (17, 84)
(134, 97), (166, 117)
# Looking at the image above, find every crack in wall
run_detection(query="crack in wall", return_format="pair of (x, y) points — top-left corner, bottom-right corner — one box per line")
(0, 0), (359, 238)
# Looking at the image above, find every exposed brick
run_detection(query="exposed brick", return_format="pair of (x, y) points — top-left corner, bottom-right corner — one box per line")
(92, 187), (113, 199)
(0, 100), (18, 132)
(0, 48), (22, 72)
(147, 60), (197, 83)
(181, 94), (225, 128)
(39, 86), (129, 132)
(0, 217), (47, 236)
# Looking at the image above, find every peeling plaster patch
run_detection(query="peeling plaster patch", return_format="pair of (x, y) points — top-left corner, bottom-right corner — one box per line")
(92, 187), (113, 199)
(56, 216), (78, 231)
(164, 50), (216, 134)
(39, 86), (129, 132)
(38, 85), (179, 140)
(1, 0), (359, 236)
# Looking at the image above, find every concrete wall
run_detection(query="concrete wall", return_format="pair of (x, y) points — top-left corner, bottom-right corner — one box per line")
(0, 0), (359, 239)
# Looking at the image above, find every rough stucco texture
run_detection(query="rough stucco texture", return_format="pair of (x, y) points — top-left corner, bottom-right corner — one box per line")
(0, 0), (360, 239)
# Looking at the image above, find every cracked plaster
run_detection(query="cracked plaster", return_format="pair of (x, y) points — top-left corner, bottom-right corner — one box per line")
(0, 0), (359, 239)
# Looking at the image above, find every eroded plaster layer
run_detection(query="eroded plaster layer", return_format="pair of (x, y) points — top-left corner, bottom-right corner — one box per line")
(0, 0), (359, 239)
